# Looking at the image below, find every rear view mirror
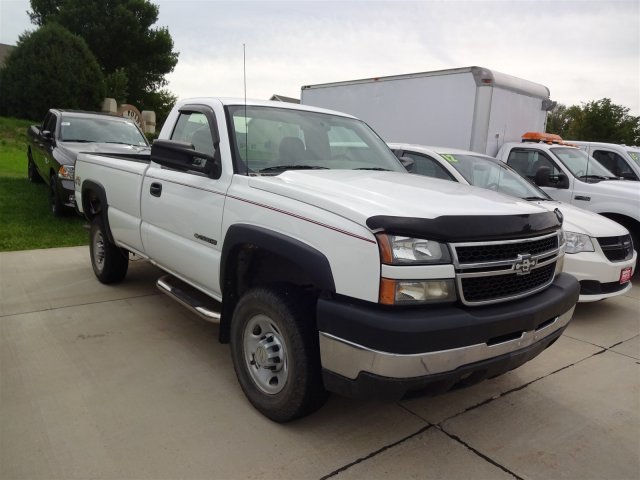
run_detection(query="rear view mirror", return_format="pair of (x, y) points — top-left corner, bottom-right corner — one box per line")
(151, 139), (221, 179)
(534, 166), (551, 187)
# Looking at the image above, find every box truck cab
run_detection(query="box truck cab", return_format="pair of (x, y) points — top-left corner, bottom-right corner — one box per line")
(567, 141), (640, 181)
(496, 132), (640, 250)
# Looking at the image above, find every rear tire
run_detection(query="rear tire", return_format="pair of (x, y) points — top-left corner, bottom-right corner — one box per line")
(90, 216), (129, 284)
(230, 285), (328, 422)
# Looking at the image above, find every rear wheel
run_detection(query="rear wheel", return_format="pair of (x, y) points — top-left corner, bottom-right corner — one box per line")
(49, 175), (64, 217)
(230, 285), (328, 422)
(90, 216), (129, 284)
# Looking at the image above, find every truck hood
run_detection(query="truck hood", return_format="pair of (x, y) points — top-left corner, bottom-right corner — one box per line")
(583, 178), (640, 198)
(249, 170), (554, 239)
(531, 200), (629, 238)
(57, 142), (150, 165)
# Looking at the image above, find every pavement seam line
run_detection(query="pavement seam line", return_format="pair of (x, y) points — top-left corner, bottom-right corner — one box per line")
(408, 346), (610, 426)
(435, 425), (524, 480)
(318, 424), (433, 480)
(0, 292), (162, 318)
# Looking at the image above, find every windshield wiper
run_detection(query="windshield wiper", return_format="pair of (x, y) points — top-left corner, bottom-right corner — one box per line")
(353, 167), (391, 171)
(578, 174), (610, 181)
(259, 165), (329, 173)
(62, 139), (92, 143)
(522, 196), (551, 201)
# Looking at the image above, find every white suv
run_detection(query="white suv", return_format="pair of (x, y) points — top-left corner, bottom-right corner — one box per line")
(390, 143), (636, 302)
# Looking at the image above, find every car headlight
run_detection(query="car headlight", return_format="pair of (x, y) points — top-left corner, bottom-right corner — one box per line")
(564, 231), (594, 254)
(380, 278), (456, 304)
(376, 234), (451, 265)
(58, 165), (75, 180)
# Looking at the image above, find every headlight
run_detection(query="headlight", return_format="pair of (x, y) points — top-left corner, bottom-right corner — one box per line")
(376, 234), (451, 265)
(58, 165), (75, 180)
(564, 231), (594, 254)
(380, 278), (456, 305)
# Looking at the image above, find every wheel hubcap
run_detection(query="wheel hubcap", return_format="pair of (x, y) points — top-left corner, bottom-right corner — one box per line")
(244, 314), (288, 394)
(93, 231), (105, 272)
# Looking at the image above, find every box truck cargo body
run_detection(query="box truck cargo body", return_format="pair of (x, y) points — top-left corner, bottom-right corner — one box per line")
(301, 66), (554, 157)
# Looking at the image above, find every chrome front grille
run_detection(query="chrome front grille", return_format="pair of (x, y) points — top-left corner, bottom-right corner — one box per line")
(451, 232), (562, 306)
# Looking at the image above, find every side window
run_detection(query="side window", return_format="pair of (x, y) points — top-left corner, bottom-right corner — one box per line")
(506, 149), (561, 180)
(593, 150), (634, 178)
(403, 152), (455, 181)
(171, 112), (215, 157)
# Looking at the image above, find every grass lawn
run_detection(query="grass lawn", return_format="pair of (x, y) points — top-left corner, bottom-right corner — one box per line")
(0, 116), (89, 251)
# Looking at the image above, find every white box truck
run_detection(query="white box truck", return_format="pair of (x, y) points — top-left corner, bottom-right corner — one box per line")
(301, 66), (555, 157)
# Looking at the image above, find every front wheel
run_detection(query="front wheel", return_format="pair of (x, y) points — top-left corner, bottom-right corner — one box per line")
(49, 175), (64, 217)
(27, 154), (42, 183)
(90, 216), (129, 284)
(230, 285), (328, 422)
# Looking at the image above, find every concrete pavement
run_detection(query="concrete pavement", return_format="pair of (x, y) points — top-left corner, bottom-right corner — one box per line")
(1, 246), (638, 479)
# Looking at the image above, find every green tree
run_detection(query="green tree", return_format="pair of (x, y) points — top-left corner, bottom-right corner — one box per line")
(566, 98), (640, 145)
(28, 0), (178, 106)
(0, 24), (105, 120)
(546, 104), (579, 138)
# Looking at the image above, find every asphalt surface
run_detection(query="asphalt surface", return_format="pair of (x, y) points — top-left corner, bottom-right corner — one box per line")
(1, 246), (638, 479)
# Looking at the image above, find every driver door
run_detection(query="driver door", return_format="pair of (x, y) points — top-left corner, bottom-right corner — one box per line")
(140, 105), (229, 297)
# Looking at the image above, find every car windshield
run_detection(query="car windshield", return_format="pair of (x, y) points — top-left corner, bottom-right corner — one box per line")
(60, 116), (149, 146)
(628, 150), (640, 166)
(227, 105), (405, 175)
(550, 147), (617, 180)
(437, 153), (551, 200)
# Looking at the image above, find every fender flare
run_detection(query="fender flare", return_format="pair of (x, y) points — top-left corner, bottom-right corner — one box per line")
(220, 224), (336, 293)
(81, 180), (115, 244)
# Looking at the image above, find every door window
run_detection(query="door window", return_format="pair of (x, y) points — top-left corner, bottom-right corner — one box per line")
(171, 112), (215, 157)
(592, 150), (637, 179)
(403, 152), (455, 180)
(506, 149), (562, 181)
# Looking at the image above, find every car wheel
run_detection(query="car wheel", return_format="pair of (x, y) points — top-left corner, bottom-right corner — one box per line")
(27, 153), (43, 183)
(230, 285), (328, 422)
(90, 216), (129, 284)
(49, 175), (65, 217)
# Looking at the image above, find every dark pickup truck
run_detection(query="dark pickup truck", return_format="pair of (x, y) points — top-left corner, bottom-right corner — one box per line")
(27, 109), (150, 216)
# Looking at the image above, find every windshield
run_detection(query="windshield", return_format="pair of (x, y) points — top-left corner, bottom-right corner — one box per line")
(628, 150), (640, 167)
(550, 147), (616, 179)
(228, 105), (405, 175)
(60, 116), (149, 146)
(438, 153), (550, 200)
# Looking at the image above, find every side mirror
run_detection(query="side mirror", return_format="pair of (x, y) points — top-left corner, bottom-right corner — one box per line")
(41, 130), (52, 141)
(151, 139), (221, 179)
(556, 174), (570, 189)
(534, 166), (551, 187)
(399, 156), (415, 172)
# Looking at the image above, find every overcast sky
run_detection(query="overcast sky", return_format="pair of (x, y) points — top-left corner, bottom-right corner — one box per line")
(1, 0), (638, 114)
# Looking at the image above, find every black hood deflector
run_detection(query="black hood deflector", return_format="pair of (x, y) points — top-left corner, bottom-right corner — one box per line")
(366, 211), (561, 242)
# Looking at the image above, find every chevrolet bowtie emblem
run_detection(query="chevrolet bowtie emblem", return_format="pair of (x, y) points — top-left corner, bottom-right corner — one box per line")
(514, 253), (537, 275)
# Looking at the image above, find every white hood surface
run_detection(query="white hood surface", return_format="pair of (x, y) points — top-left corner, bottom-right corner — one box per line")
(534, 201), (629, 238)
(249, 170), (548, 227)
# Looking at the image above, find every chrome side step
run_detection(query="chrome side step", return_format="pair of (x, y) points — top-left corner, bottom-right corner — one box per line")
(156, 275), (222, 323)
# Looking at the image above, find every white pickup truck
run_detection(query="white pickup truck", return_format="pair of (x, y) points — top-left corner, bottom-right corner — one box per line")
(496, 133), (640, 249)
(74, 98), (579, 422)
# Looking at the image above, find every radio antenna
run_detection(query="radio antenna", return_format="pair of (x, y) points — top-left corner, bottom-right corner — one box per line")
(243, 43), (248, 173)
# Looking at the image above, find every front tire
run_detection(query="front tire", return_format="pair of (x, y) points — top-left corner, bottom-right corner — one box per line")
(90, 216), (129, 284)
(49, 175), (64, 217)
(230, 285), (328, 422)
(27, 153), (42, 183)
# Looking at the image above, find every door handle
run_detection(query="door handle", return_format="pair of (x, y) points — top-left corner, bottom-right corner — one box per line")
(150, 182), (162, 197)
(574, 195), (591, 201)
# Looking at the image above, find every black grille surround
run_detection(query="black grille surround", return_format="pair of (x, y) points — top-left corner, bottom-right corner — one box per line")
(596, 235), (634, 262)
(451, 232), (562, 306)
